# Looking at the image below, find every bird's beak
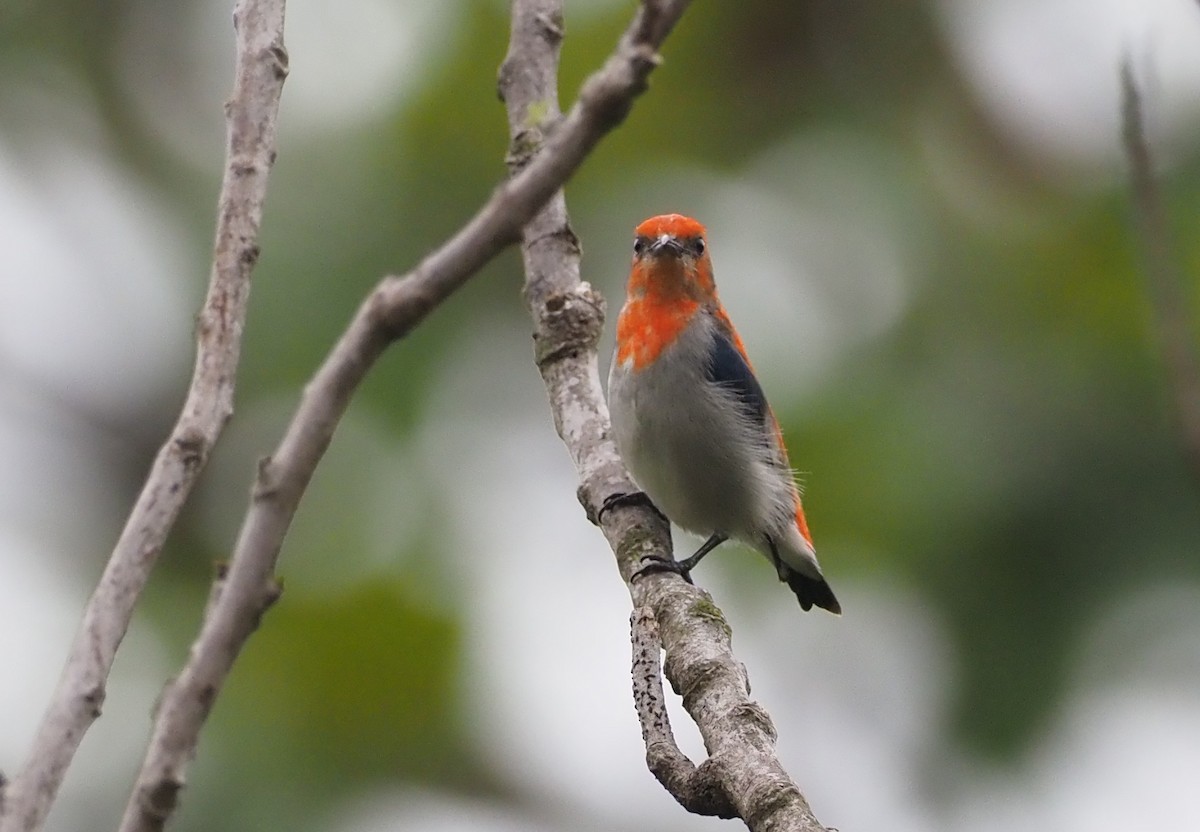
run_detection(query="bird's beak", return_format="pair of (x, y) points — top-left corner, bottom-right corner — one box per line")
(648, 234), (685, 257)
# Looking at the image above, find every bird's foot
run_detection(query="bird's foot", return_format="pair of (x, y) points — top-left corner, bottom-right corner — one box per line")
(631, 554), (694, 585)
(598, 490), (669, 526)
(629, 532), (729, 585)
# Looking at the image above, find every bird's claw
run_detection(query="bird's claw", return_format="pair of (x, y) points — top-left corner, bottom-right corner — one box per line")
(631, 554), (694, 585)
(598, 490), (669, 526)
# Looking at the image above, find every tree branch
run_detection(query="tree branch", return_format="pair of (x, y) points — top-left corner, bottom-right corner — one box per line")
(1120, 58), (1200, 478)
(114, 4), (696, 831)
(631, 607), (738, 818)
(0, 4), (287, 830)
(502, 1), (832, 829)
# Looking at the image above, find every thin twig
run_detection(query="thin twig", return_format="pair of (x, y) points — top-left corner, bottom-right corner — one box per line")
(115, 4), (693, 831)
(1120, 57), (1200, 477)
(631, 608), (737, 817)
(0, 4), (287, 831)
(502, 1), (831, 828)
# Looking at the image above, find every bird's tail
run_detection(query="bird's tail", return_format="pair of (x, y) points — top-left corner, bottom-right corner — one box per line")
(771, 510), (841, 614)
(783, 566), (841, 614)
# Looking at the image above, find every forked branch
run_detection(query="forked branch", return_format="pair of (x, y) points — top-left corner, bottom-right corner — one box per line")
(115, 3), (695, 831)
(503, 1), (832, 828)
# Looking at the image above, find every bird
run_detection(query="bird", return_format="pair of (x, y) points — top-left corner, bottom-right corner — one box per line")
(604, 213), (840, 614)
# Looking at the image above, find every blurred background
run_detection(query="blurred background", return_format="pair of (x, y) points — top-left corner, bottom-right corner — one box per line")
(3, 0), (1200, 830)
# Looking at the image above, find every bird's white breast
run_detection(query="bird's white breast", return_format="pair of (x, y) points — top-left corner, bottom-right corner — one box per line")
(607, 312), (794, 541)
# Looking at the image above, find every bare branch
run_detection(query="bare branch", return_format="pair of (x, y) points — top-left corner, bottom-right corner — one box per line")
(0, 4), (287, 831)
(502, 1), (832, 829)
(1120, 58), (1200, 477)
(631, 608), (737, 818)
(115, 4), (692, 831)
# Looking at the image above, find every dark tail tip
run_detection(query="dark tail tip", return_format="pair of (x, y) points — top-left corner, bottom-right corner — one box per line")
(784, 570), (841, 615)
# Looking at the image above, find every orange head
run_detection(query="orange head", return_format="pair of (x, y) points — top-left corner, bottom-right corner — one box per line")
(627, 214), (716, 301)
(634, 213), (708, 247)
(616, 214), (730, 370)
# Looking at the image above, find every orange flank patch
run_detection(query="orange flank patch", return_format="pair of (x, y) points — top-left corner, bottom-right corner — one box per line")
(794, 500), (814, 547)
(766, 412), (814, 547)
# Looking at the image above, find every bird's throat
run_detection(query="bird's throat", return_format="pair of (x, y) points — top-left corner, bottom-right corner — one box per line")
(615, 293), (700, 370)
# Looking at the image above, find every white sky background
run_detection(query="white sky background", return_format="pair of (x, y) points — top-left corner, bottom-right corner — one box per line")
(2, 0), (1200, 830)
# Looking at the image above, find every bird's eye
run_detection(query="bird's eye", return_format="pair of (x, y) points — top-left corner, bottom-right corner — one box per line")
(693, 238), (706, 255)
(633, 238), (646, 256)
